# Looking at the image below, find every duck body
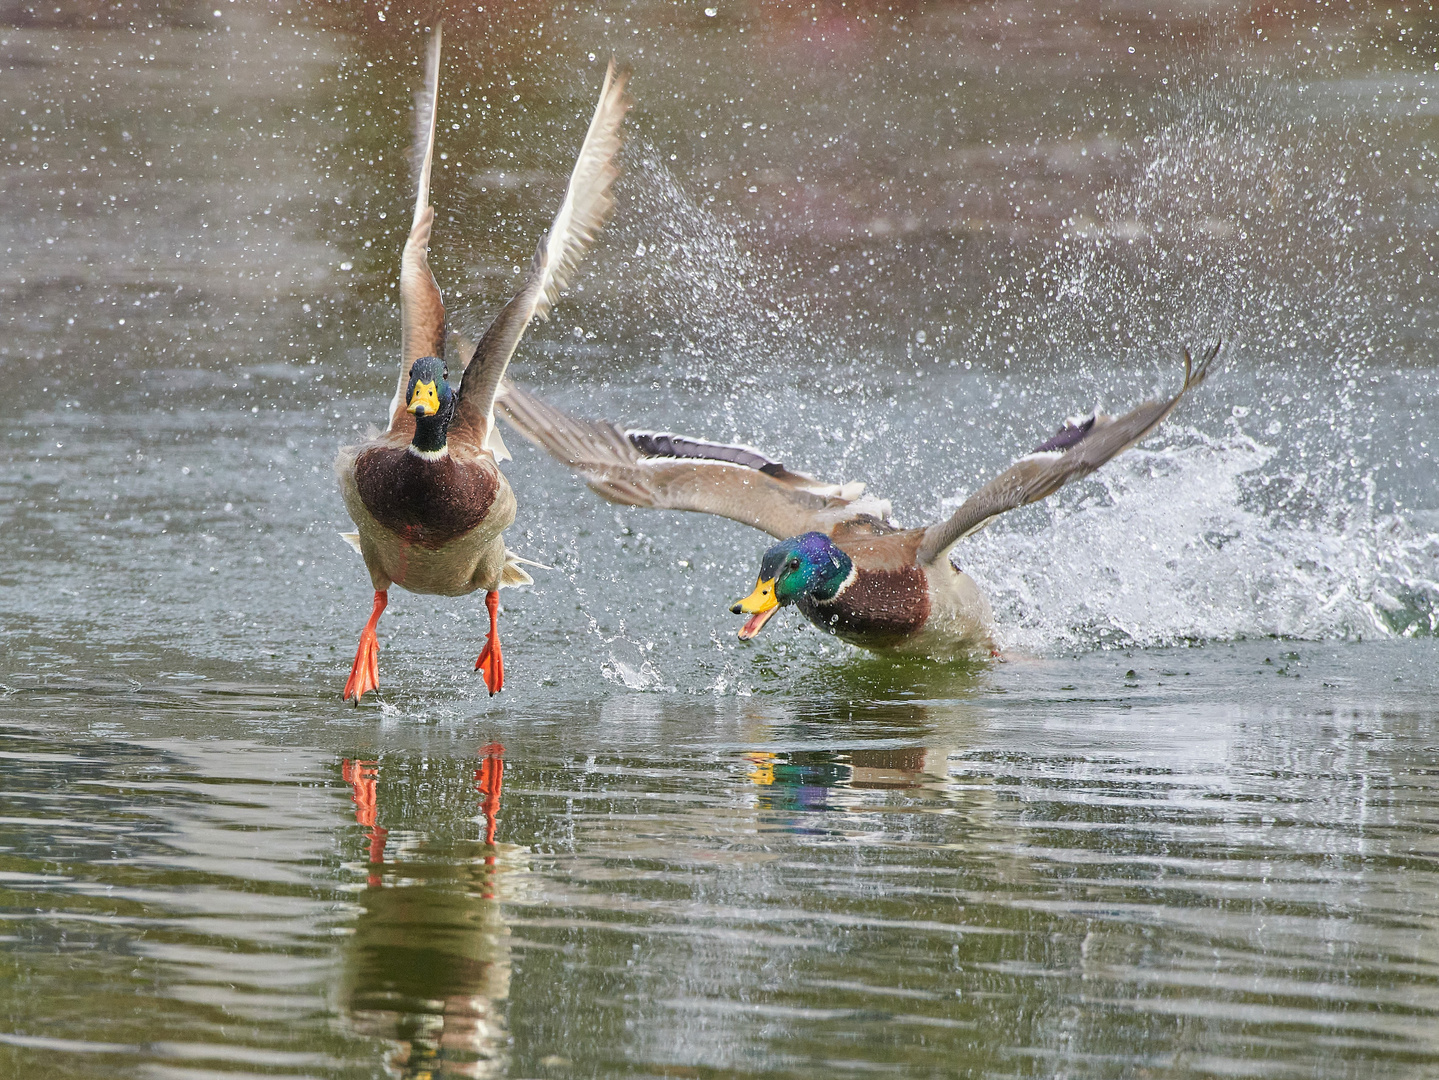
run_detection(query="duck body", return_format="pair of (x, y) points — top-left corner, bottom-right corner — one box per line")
(338, 437), (515, 596)
(331, 30), (630, 702)
(800, 536), (994, 656)
(759, 527), (996, 656)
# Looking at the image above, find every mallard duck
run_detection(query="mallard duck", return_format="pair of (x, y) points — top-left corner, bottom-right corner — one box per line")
(495, 342), (1219, 657)
(334, 31), (630, 702)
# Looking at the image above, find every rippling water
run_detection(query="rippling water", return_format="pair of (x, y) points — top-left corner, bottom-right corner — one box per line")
(3, 1), (1438, 1076)
(5, 664), (1439, 1077)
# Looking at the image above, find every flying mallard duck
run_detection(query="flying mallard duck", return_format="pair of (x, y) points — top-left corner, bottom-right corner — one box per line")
(335, 30), (630, 701)
(495, 342), (1219, 657)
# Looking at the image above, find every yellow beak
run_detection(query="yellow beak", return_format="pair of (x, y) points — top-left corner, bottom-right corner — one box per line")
(408, 379), (440, 417)
(732, 577), (779, 640)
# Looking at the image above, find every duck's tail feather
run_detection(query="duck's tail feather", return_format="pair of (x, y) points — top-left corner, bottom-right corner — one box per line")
(485, 423), (512, 462)
(499, 549), (549, 588)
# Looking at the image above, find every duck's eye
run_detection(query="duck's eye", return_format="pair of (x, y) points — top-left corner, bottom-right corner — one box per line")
(787, 558), (800, 571)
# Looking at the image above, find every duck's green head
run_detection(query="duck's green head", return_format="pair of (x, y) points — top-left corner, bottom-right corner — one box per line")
(731, 532), (853, 639)
(406, 356), (455, 455)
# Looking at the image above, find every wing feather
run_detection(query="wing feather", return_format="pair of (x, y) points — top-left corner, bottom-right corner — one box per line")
(915, 341), (1222, 566)
(495, 381), (891, 540)
(388, 26), (446, 434)
(453, 61), (631, 453)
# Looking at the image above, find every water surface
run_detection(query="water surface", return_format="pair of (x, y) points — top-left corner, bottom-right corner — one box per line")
(2, 2), (1438, 1076)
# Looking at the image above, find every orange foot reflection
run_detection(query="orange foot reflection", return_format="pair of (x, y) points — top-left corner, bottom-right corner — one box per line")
(343, 757), (388, 886)
(476, 742), (504, 847)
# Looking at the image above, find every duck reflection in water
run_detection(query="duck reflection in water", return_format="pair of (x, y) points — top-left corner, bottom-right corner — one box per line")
(339, 744), (514, 1078)
(746, 746), (952, 819)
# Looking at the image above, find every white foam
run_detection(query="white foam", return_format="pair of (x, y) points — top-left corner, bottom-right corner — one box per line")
(964, 432), (1439, 653)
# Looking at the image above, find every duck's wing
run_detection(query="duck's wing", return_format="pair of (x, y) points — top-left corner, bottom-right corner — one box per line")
(386, 26), (446, 437)
(451, 61), (631, 455)
(915, 341), (1221, 566)
(495, 381), (894, 540)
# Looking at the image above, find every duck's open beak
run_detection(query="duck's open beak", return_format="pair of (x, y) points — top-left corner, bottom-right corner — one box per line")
(731, 578), (779, 640)
(408, 380), (440, 417)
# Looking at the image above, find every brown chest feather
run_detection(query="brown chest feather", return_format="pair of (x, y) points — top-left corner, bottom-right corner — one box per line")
(798, 566), (930, 646)
(353, 447), (497, 549)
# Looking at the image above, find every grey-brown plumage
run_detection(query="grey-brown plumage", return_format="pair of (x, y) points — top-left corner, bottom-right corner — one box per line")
(913, 344), (1221, 566)
(333, 29), (630, 700)
(494, 378), (885, 539)
(495, 342), (1220, 657)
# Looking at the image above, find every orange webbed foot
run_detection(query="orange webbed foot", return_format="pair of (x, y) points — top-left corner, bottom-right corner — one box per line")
(344, 629), (380, 702)
(343, 591), (388, 703)
(475, 590), (504, 695)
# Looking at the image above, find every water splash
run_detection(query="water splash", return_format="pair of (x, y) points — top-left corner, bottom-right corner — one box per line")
(610, 139), (817, 376)
(965, 433), (1439, 653)
(954, 73), (1439, 650)
(600, 654), (670, 692)
(590, 74), (1439, 658)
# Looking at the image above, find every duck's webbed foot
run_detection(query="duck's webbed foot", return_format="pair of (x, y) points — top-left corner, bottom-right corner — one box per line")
(475, 590), (504, 696)
(343, 590), (388, 703)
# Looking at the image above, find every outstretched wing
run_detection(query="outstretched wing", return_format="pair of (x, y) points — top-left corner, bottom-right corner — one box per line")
(452, 61), (631, 455)
(495, 381), (893, 540)
(915, 341), (1222, 566)
(387, 26), (446, 436)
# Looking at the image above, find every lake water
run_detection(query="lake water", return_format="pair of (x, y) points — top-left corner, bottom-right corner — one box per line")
(3, 2), (1438, 1077)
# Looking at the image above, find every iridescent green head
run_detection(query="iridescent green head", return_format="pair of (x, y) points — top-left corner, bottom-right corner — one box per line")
(730, 532), (853, 639)
(405, 355), (455, 454)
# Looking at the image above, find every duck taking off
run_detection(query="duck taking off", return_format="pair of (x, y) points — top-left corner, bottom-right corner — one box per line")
(335, 30), (630, 701)
(495, 343), (1219, 658)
